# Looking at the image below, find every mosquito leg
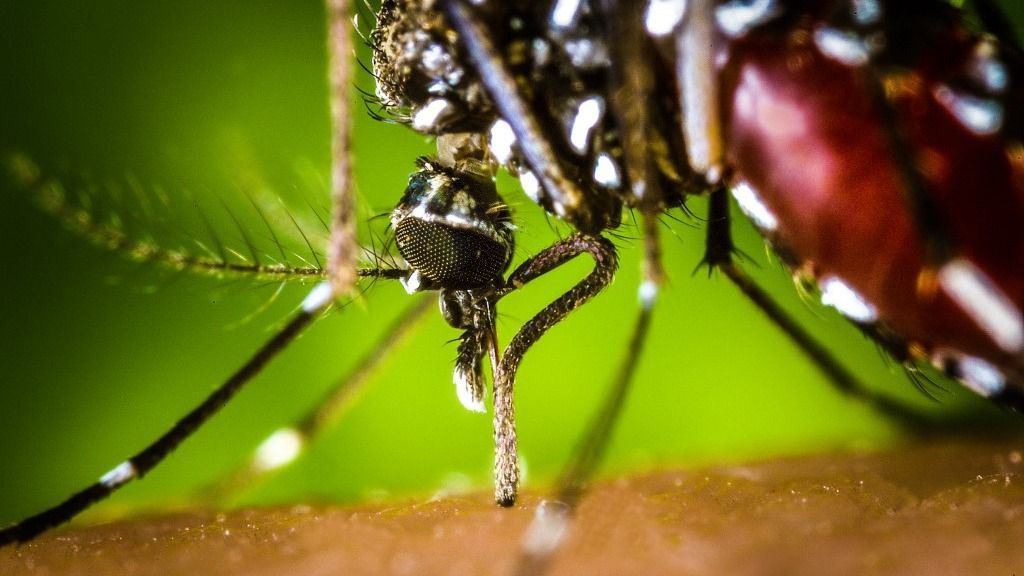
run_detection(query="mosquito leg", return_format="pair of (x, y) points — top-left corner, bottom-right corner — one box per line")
(0, 283), (340, 546)
(490, 234), (618, 506)
(326, 0), (358, 297)
(601, 0), (666, 288)
(703, 188), (937, 430)
(196, 293), (434, 502)
(676, 0), (724, 182)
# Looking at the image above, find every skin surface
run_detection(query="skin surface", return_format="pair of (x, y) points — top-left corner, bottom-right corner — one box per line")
(3, 436), (1024, 576)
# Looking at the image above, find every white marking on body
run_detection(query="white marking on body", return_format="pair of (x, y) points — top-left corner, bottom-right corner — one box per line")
(426, 81), (447, 95)
(566, 38), (608, 69)
(971, 41), (1008, 94)
(443, 212), (476, 229)
(411, 99), (451, 131)
(521, 500), (572, 556)
(715, 0), (781, 38)
(820, 276), (878, 323)
(301, 281), (335, 313)
(814, 27), (870, 67)
(451, 191), (473, 216)
(405, 203), (508, 244)
(532, 38), (551, 67)
(489, 119), (517, 166)
(570, 97), (604, 154)
(731, 182), (778, 231)
(520, 170), (542, 203)
(850, 0), (882, 25)
(550, 0), (582, 28)
(254, 428), (305, 472)
(957, 355), (1006, 397)
(454, 366), (486, 413)
(410, 203), (430, 220)
(401, 270), (424, 294)
(939, 258), (1023, 353)
(99, 460), (137, 488)
(645, 0), (687, 37)
(934, 86), (1004, 136)
(593, 153), (622, 188)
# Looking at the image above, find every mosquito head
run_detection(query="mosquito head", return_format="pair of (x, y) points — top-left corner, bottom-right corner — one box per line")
(372, 0), (491, 134)
(392, 158), (514, 291)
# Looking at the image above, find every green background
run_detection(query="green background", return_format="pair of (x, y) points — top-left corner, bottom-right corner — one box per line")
(0, 1), (1020, 528)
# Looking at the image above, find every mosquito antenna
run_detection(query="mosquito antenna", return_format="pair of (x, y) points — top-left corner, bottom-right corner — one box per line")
(283, 196), (325, 271)
(5, 156), (326, 280)
(0, 285), (336, 546)
(221, 198), (262, 267)
(244, 191), (290, 265)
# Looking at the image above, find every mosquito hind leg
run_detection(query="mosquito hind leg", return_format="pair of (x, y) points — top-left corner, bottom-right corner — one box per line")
(703, 187), (937, 430)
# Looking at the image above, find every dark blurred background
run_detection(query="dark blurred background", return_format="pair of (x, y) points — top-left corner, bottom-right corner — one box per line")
(0, 1), (1020, 527)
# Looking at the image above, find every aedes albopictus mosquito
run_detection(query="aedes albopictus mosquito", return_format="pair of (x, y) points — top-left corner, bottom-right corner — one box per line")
(2, 0), (1024, 569)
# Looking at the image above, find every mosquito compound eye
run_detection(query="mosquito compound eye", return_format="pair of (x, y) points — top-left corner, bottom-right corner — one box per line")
(392, 158), (515, 290)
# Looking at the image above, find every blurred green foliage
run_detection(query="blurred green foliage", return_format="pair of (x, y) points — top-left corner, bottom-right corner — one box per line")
(0, 1), (1020, 528)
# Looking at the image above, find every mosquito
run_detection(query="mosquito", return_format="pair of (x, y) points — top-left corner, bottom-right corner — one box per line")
(2, 1), (1023, 575)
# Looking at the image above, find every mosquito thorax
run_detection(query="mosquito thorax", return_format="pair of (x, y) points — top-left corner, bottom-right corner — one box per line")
(372, 0), (491, 134)
(392, 158), (514, 293)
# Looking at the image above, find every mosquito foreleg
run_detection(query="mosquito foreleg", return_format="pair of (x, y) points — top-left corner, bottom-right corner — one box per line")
(491, 234), (618, 506)
(441, 0), (600, 230)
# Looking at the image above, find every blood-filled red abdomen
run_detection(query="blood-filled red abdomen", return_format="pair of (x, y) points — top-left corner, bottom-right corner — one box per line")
(722, 18), (1024, 385)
